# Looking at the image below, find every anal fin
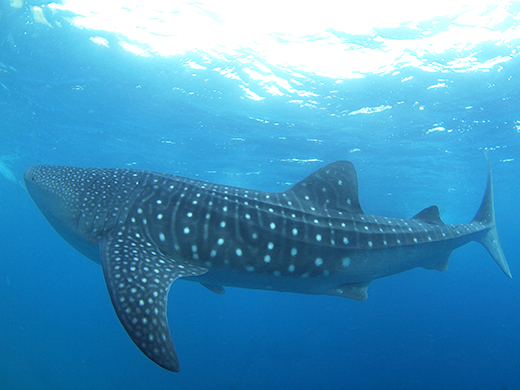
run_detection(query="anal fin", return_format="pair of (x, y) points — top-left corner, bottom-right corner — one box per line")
(100, 232), (207, 372)
(322, 281), (371, 301)
(201, 283), (226, 295)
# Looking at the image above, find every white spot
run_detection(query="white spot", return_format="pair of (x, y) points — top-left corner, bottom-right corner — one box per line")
(236, 248), (243, 256)
(183, 227), (190, 234)
(157, 214), (163, 220)
(218, 238), (225, 245)
(156, 200), (162, 204)
(347, 199), (352, 205)
(315, 258), (323, 266)
(397, 239), (401, 244)
(220, 221), (226, 228)
(192, 245), (198, 253)
(368, 241), (373, 248)
(187, 212), (193, 218)
(288, 264), (295, 273)
(268, 242), (274, 250)
(137, 208), (143, 214)
(269, 208), (274, 213)
(210, 249), (217, 257)
(223, 206), (228, 212)
(270, 222), (276, 230)
(413, 238), (418, 243)
(305, 195), (310, 200)
(291, 248), (297, 256)
(245, 213), (251, 219)
(159, 233), (165, 242)
(314, 219), (319, 224)
(342, 257), (351, 267)
(383, 240), (388, 246)
(252, 232), (258, 239)
(343, 237), (349, 244)
(264, 255), (271, 263)
(338, 179), (343, 185)
(364, 226), (369, 231)
(316, 234), (322, 242)
(292, 228), (298, 236)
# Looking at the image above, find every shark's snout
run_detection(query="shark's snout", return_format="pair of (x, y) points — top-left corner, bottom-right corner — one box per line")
(23, 166), (40, 193)
(24, 166), (42, 198)
(24, 164), (103, 265)
(24, 166), (35, 182)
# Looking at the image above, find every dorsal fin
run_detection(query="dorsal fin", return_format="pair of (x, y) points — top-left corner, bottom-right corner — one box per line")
(283, 161), (364, 214)
(411, 205), (444, 225)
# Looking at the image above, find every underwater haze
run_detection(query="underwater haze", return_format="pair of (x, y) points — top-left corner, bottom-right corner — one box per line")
(1, 1), (520, 389)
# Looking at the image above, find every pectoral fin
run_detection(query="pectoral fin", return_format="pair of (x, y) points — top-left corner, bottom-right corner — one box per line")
(100, 232), (207, 372)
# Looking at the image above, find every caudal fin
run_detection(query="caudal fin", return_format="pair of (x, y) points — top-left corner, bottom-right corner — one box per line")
(471, 152), (512, 278)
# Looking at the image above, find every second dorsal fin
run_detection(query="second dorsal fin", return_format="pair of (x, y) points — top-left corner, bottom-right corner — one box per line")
(412, 205), (444, 225)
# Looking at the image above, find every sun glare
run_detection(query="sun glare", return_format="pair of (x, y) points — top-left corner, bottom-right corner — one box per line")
(42, 0), (520, 82)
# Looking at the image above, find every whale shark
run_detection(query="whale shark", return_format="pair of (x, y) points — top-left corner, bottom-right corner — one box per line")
(24, 160), (511, 372)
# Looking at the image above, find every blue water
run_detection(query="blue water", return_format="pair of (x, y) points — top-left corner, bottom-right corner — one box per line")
(1, 2), (520, 389)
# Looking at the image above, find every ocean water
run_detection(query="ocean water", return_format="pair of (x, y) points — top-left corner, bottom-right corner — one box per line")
(1, 1), (520, 389)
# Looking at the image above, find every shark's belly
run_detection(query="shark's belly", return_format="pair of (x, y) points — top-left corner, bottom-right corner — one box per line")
(183, 241), (455, 295)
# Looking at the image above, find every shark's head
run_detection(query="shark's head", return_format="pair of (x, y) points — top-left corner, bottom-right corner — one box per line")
(24, 165), (102, 263)
(24, 164), (192, 372)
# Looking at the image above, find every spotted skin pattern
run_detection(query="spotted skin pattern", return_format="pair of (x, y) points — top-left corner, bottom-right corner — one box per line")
(24, 160), (511, 372)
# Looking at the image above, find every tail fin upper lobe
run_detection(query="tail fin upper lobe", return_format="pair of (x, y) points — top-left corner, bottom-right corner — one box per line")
(472, 153), (512, 278)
